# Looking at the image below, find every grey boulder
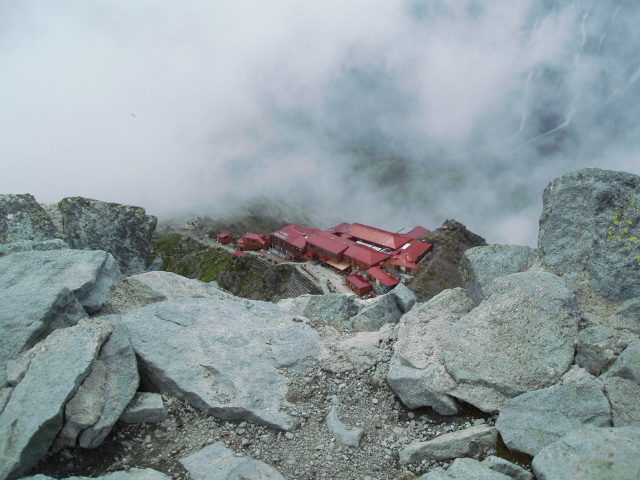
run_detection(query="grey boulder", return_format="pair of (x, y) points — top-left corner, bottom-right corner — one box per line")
(102, 270), (237, 314)
(22, 468), (172, 480)
(0, 193), (62, 245)
(399, 425), (497, 464)
(0, 321), (113, 480)
(180, 442), (285, 480)
(388, 288), (475, 415)
(481, 456), (534, 480)
(601, 339), (640, 383)
(51, 196), (157, 276)
(109, 298), (322, 430)
(495, 373), (611, 456)
(575, 326), (635, 376)
(461, 244), (537, 305)
(350, 292), (404, 331)
(121, 392), (168, 424)
(538, 168), (640, 328)
(603, 376), (640, 426)
(531, 426), (640, 480)
(419, 458), (512, 480)
(278, 293), (359, 330)
(443, 271), (578, 412)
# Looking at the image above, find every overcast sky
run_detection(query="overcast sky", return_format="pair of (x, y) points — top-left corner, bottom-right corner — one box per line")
(2, 0), (639, 246)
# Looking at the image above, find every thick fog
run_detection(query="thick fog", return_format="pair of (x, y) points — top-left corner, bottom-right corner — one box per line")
(2, 0), (639, 245)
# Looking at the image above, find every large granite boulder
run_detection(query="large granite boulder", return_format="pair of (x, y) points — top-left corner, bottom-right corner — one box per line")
(0, 321), (113, 480)
(109, 298), (322, 430)
(102, 271), (237, 314)
(495, 370), (611, 456)
(0, 194), (62, 246)
(575, 326), (635, 376)
(443, 271), (578, 412)
(23, 468), (172, 480)
(278, 293), (360, 330)
(600, 339), (640, 383)
(387, 288), (475, 415)
(49, 196), (157, 276)
(419, 458), (512, 480)
(531, 426), (640, 480)
(460, 244), (538, 305)
(538, 168), (640, 330)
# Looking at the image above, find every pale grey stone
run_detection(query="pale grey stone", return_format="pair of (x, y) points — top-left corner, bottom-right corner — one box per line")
(350, 292), (404, 331)
(121, 392), (167, 424)
(388, 288), (474, 415)
(0, 322), (111, 480)
(481, 456), (534, 480)
(321, 324), (394, 374)
(399, 425), (497, 464)
(180, 442), (285, 480)
(300, 293), (360, 330)
(496, 380), (611, 456)
(389, 283), (417, 313)
(603, 376), (640, 426)
(326, 401), (363, 448)
(0, 239), (69, 256)
(532, 426), (640, 480)
(601, 339), (640, 383)
(21, 468), (172, 480)
(461, 244), (537, 305)
(444, 271), (578, 412)
(103, 271), (237, 315)
(576, 326), (634, 376)
(110, 298), (321, 430)
(420, 458), (512, 479)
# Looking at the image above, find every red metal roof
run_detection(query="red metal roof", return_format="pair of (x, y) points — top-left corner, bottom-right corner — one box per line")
(233, 250), (245, 258)
(367, 267), (400, 287)
(346, 274), (371, 290)
(400, 241), (433, 262)
(242, 232), (268, 244)
(271, 224), (320, 249)
(344, 244), (390, 268)
(217, 232), (231, 238)
(390, 256), (420, 270)
(404, 226), (430, 239)
(306, 232), (349, 256)
(333, 223), (410, 250)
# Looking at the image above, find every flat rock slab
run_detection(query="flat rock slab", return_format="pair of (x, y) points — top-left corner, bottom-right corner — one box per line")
(444, 271), (578, 411)
(575, 326), (635, 376)
(419, 458), (512, 479)
(122, 392), (168, 424)
(399, 425), (497, 464)
(110, 298), (322, 430)
(496, 380), (611, 456)
(23, 468), (172, 480)
(180, 442), (285, 480)
(0, 249), (120, 313)
(0, 321), (111, 480)
(103, 270), (237, 314)
(532, 426), (640, 480)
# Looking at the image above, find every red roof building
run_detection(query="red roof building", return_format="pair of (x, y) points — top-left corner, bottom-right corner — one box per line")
(345, 274), (373, 297)
(343, 243), (391, 270)
(270, 224), (320, 259)
(331, 223), (410, 250)
(217, 232), (232, 245)
(367, 267), (400, 292)
(403, 226), (431, 239)
(237, 232), (270, 251)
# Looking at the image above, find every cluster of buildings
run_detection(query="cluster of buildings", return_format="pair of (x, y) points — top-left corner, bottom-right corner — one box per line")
(217, 222), (433, 297)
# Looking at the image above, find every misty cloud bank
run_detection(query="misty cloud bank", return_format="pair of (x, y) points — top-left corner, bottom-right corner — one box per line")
(2, 0), (639, 245)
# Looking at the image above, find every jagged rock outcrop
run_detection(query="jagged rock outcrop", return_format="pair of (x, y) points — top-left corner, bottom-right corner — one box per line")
(538, 168), (640, 332)
(108, 298), (322, 430)
(0, 194), (63, 247)
(46, 196), (157, 276)
(0, 249), (121, 386)
(0, 320), (136, 480)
